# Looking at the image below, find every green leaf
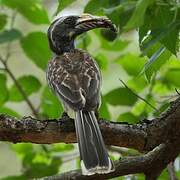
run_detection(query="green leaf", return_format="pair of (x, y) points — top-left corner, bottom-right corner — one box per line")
(0, 29), (22, 44)
(104, 2), (136, 29)
(127, 76), (148, 92)
(98, 33), (129, 51)
(100, 29), (117, 41)
(125, 0), (153, 29)
(12, 143), (33, 156)
(164, 68), (180, 87)
(21, 32), (51, 70)
(84, 0), (109, 15)
(76, 33), (92, 49)
(52, 143), (74, 152)
(1, 0), (49, 24)
(99, 96), (111, 119)
(0, 106), (20, 117)
(117, 112), (138, 124)
(95, 53), (108, 70)
(41, 86), (63, 119)
(144, 47), (171, 81)
(0, 14), (7, 31)
(55, 0), (75, 15)
(1, 175), (27, 180)
(9, 75), (41, 102)
(105, 88), (137, 106)
(139, 6), (179, 56)
(115, 53), (146, 76)
(0, 73), (8, 105)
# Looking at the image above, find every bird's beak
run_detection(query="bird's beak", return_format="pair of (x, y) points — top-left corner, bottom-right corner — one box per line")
(75, 14), (117, 34)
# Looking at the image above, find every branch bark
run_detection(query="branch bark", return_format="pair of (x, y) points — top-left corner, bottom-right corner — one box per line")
(0, 97), (180, 179)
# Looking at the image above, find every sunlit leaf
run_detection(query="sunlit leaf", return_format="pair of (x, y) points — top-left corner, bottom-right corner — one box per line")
(0, 106), (20, 117)
(52, 143), (74, 152)
(98, 33), (129, 51)
(115, 53), (146, 76)
(41, 86), (63, 119)
(99, 96), (110, 119)
(95, 53), (108, 70)
(21, 32), (51, 70)
(0, 29), (22, 44)
(1, 0), (49, 24)
(9, 75), (41, 102)
(164, 68), (180, 87)
(117, 112), (138, 124)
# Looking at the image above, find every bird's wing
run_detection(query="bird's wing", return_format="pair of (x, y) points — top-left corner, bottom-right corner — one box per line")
(47, 56), (85, 110)
(47, 51), (101, 111)
(80, 54), (101, 109)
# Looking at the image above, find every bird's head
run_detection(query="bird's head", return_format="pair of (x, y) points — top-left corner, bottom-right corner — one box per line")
(48, 14), (117, 55)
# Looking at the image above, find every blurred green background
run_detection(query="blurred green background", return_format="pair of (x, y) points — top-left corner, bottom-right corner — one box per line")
(0, 0), (180, 179)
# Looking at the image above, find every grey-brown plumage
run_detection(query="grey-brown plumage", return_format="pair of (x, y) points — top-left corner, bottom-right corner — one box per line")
(46, 14), (116, 175)
(47, 49), (100, 111)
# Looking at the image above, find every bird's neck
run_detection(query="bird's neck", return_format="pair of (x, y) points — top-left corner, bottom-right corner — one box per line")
(55, 40), (75, 55)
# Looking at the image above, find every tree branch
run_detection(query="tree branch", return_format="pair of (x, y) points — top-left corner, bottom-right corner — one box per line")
(42, 143), (180, 180)
(0, 97), (180, 179)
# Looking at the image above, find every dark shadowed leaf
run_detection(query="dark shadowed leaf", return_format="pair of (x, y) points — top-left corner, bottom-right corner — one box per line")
(0, 73), (8, 105)
(1, 0), (49, 24)
(55, 0), (75, 15)
(0, 29), (22, 43)
(21, 32), (51, 70)
(117, 112), (138, 124)
(0, 14), (7, 31)
(125, 0), (153, 29)
(105, 88), (137, 106)
(9, 75), (41, 102)
(41, 86), (63, 119)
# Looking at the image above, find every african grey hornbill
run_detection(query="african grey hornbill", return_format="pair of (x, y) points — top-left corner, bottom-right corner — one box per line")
(47, 14), (117, 175)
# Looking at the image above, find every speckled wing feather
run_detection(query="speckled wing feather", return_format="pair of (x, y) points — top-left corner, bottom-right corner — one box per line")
(47, 49), (101, 111)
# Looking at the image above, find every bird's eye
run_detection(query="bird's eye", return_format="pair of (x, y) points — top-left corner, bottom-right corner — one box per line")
(64, 18), (73, 25)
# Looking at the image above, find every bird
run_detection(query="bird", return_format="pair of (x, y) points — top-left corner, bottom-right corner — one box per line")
(46, 14), (117, 175)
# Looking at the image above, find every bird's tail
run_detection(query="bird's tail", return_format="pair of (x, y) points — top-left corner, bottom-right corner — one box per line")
(75, 110), (114, 175)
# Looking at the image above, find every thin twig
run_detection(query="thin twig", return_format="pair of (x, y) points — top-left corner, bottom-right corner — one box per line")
(119, 79), (158, 111)
(3, 61), (39, 117)
(175, 88), (180, 96)
(0, 11), (39, 118)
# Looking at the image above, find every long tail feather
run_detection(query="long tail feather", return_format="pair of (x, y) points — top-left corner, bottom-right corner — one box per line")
(75, 110), (114, 175)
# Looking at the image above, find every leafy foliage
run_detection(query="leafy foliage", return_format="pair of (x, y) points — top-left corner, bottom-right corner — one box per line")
(21, 32), (51, 70)
(0, 0), (179, 179)
(9, 75), (41, 102)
